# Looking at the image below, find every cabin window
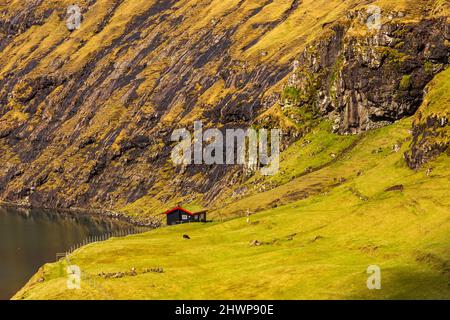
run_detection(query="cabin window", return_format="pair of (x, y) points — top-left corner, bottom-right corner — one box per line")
(182, 214), (188, 220)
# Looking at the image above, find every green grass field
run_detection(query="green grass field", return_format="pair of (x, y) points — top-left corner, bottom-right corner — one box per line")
(14, 114), (450, 299)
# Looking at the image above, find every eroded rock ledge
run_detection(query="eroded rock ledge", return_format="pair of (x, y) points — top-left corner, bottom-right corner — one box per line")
(287, 16), (449, 135)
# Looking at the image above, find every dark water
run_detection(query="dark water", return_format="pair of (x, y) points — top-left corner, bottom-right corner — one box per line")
(0, 206), (138, 300)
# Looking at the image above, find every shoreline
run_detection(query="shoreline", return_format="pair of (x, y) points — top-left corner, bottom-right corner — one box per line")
(0, 200), (162, 229)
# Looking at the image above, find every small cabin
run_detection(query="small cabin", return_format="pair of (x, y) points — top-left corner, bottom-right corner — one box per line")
(164, 207), (207, 226)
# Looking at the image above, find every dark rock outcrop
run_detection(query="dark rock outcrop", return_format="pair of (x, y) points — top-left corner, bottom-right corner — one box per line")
(405, 114), (449, 169)
(288, 16), (449, 134)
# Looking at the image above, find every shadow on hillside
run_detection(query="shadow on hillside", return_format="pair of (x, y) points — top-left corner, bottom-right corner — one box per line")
(345, 266), (450, 300)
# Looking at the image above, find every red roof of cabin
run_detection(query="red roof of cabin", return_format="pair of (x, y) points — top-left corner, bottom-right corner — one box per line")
(163, 206), (194, 216)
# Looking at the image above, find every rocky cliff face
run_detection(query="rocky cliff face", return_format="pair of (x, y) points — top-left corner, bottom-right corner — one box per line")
(287, 14), (449, 134)
(404, 67), (450, 170)
(283, 6), (449, 170)
(0, 0), (448, 214)
(405, 113), (449, 169)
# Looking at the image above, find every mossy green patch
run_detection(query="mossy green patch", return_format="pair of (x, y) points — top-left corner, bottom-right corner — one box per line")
(399, 74), (412, 91)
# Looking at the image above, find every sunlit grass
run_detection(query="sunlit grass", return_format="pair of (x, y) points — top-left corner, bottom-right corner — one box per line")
(14, 116), (450, 300)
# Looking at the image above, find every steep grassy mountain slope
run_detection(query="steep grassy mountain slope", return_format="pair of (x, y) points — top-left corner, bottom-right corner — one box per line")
(3, 0), (449, 300)
(0, 0), (449, 218)
(14, 69), (450, 298)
